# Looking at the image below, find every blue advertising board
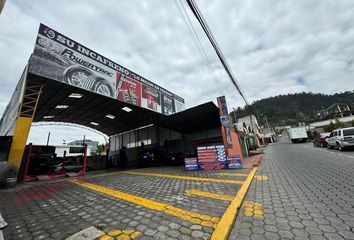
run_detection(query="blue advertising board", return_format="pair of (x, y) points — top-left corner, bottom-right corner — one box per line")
(184, 157), (199, 170)
(227, 155), (243, 169)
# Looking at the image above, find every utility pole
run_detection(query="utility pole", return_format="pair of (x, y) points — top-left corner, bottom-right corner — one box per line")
(232, 107), (238, 130)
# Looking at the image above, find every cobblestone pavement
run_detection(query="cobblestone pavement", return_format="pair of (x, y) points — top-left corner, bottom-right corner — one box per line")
(0, 166), (252, 240)
(230, 137), (354, 240)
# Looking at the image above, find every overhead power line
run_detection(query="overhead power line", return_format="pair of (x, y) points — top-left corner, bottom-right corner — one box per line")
(185, 0), (250, 107)
(174, 0), (228, 94)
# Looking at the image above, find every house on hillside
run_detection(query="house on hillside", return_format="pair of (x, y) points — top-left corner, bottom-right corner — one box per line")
(317, 103), (352, 120)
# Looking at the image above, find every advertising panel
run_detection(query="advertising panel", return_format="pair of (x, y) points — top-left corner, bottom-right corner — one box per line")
(161, 95), (175, 115)
(217, 96), (232, 147)
(174, 95), (185, 113)
(0, 68), (26, 136)
(227, 155), (242, 169)
(116, 72), (141, 106)
(141, 85), (161, 112)
(184, 157), (199, 171)
(197, 145), (227, 170)
(29, 23), (184, 115)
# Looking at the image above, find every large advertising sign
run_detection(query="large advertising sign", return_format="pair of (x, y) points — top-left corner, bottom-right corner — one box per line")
(197, 145), (227, 170)
(217, 96), (232, 147)
(0, 68), (26, 136)
(29, 23), (185, 115)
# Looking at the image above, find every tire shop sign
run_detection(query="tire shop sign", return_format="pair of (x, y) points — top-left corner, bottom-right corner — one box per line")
(29, 23), (185, 115)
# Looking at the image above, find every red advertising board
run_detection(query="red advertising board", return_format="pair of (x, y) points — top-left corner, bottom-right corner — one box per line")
(116, 73), (142, 106)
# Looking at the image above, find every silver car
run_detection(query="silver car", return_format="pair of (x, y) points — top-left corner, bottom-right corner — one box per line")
(327, 127), (354, 151)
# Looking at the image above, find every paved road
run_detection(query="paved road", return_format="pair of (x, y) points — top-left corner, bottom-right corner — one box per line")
(230, 137), (354, 240)
(0, 167), (250, 240)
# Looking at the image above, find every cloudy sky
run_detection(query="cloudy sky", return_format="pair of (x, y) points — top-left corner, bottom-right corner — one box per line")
(1, 0), (353, 144)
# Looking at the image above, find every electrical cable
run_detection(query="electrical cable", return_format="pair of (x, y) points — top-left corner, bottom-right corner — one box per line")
(185, 0), (250, 107)
(174, 0), (227, 93)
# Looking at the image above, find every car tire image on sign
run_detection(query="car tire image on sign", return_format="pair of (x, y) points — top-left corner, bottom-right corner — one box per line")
(64, 66), (93, 87)
(91, 77), (115, 97)
(63, 66), (115, 97)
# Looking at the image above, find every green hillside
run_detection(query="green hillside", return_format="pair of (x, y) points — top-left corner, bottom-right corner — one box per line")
(232, 91), (354, 127)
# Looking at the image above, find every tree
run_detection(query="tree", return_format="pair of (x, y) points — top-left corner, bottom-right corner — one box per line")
(334, 119), (346, 129)
(96, 144), (105, 155)
(324, 121), (336, 132)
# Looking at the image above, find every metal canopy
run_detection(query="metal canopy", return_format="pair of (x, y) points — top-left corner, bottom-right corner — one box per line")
(30, 74), (221, 136)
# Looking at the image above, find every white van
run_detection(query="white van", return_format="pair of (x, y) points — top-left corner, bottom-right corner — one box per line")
(327, 127), (354, 151)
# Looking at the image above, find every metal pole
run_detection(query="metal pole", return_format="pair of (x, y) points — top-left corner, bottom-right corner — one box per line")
(249, 115), (254, 134)
(82, 144), (87, 175)
(23, 143), (33, 182)
(46, 132), (50, 146)
(62, 150), (66, 173)
(265, 115), (270, 129)
(82, 135), (85, 157)
(232, 107), (237, 128)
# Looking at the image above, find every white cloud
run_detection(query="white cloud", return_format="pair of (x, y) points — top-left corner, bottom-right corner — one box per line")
(1, 0), (354, 143)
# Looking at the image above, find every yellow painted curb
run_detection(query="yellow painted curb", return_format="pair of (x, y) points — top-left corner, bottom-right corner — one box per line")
(211, 167), (258, 240)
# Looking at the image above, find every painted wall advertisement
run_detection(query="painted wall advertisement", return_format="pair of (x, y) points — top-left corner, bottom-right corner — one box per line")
(29, 23), (185, 115)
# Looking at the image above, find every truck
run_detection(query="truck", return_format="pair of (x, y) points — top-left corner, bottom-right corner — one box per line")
(288, 127), (308, 143)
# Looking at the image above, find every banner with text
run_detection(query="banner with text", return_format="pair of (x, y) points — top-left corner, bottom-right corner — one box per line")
(29, 23), (185, 115)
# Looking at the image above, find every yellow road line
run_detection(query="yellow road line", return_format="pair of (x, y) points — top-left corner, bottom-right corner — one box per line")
(254, 175), (268, 180)
(70, 179), (219, 228)
(100, 229), (141, 240)
(123, 171), (244, 184)
(185, 190), (264, 217)
(243, 201), (264, 217)
(217, 172), (267, 180)
(217, 173), (249, 177)
(211, 167), (258, 240)
(186, 189), (234, 201)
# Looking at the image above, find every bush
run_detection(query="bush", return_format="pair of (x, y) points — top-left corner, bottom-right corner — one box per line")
(323, 119), (347, 132)
(249, 142), (259, 151)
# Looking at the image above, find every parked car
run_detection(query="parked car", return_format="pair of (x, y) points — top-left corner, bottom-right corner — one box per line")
(326, 127), (354, 151)
(313, 132), (331, 147)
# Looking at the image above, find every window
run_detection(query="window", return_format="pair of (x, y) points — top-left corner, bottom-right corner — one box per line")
(343, 129), (354, 136)
(338, 131), (341, 136)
